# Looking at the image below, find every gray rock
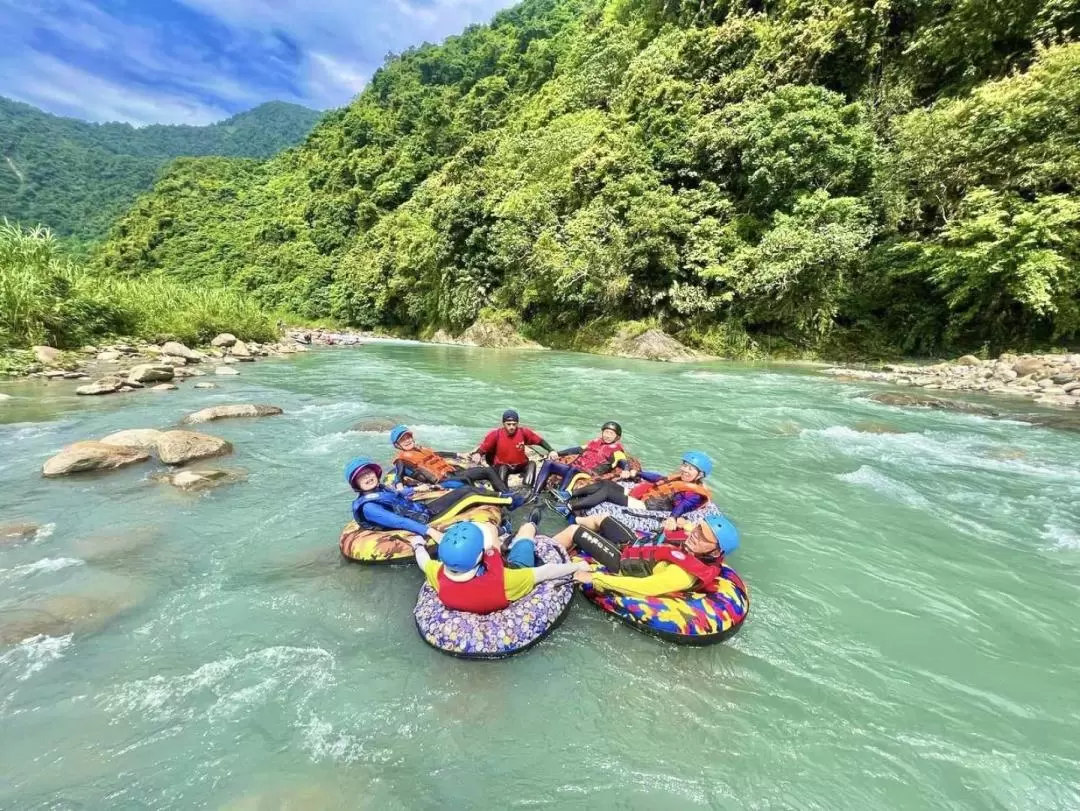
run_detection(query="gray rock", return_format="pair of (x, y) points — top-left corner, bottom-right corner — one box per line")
(214, 366), (240, 376)
(80, 345), (98, 354)
(222, 356), (239, 364)
(956, 355), (981, 366)
(127, 364), (174, 384)
(1, 522), (40, 545)
(44, 370), (66, 378)
(76, 375), (125, 396)
(152, 383), (178, 391)
(181, 404), (283, 424)
(1064, 381), (1080, 394)
(1013, 358), (1045, 377)
(161, 341), (203, 361)
(211, 333), (237, 348)
(42, 441), (150, 477)
(193, 382), (217, 389)
(158, 355), (188, 366)
(229, 340), (252, 358)
(99, 429), (163, 450)
(162, 467), (247, 492)
(1051, 371), (1076, 385)
(348, 418), (400, 433)
(33, 345), (61, 365)
(96, 350), (121, 361)
(155, 430), (233, 465)
(868, 392), (996, 415)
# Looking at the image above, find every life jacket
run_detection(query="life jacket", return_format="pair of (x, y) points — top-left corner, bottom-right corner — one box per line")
(575, 438), (625, 473)
(352, 488), (430, 531)
(436, 549), (510, 614)
(395, 446), (459, 481)
(620, 543), (723, 593)
(630, 475), (711, 511)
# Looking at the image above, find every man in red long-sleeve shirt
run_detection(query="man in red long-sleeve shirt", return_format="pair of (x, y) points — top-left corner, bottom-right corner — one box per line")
(471, 409), (557, 488)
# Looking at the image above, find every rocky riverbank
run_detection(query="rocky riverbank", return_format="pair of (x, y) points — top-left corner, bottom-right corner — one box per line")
(821, 353), (1080, 410)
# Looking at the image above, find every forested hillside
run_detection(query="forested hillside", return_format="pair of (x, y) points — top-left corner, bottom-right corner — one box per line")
(0, 99), (321, 242)
(96, 0), (1080, 357)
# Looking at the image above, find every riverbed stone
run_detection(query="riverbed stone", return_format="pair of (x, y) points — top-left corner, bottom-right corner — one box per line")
(229, 340), (252, 358)
(1013, 358), (1045, 377)
(155, 430), (233, 465)
(152, 383), (178, 391)
(0, 522), (39, 545)
(99, 429), (163, 450)
(349, 418), (400, 433)
(211, 333), (237, 347)
(215, 366), (240, 376)
(32, 345), (61, 365)
(127, 364), (174, 384)
(956, 355), (981, 366)
(868, 392), (996, 415)
(1064, 381), (1080, 393)
(605, 328), (700, 362)
(42, 441), (151, 477)
(163, 467), (246, 492)
(157, 355), (188, 367)
(96, 350), (121, 361)
(161, 341), (203, 361)
(193, 382), (217, 389)
(76, 375), (125, 396)
(181, 404), (283, 424)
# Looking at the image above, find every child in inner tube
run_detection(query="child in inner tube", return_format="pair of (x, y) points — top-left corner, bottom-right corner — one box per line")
(551, 511), (737, 598)
(531, 420), (631, 497)
(409, 513), (586, 614)
(345, 457), (528, 545)
(555, 450), (714, 519)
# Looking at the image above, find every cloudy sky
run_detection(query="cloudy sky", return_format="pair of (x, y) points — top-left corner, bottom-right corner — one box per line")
(0, 0), (517, 126)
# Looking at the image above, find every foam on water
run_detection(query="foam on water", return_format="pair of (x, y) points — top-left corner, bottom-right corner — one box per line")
(0, 633), (73, 681)
(836, 465), (931, 510)
(0, 556), (84, 581)
(1041, 523), (1080, 551)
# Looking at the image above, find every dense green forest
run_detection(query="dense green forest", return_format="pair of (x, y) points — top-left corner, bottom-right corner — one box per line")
(0, 99), (321, 243)
(96, 0), (1080, 357)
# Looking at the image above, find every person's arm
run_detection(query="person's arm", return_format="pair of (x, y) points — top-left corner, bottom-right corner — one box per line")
(638, 470), (663, 483)
(533, 560), (588, 582)
(359, 502), (430, 536)
(587, 564), (696, 598)
(412, 541), (435, 576)
(558, 446), (583, 457)
(523, 427), (553, 452)
(670, 492), (707, 518)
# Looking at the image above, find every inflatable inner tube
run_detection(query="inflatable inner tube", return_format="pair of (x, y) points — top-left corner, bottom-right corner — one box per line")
(414, 537), (575, 659)
(339, 504), (504, 565)
(583, 499), (722, 536)
(575, 514), (749, 645)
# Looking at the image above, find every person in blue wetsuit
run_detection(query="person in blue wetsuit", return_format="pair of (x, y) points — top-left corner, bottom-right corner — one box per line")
(345, 457), (524, 543)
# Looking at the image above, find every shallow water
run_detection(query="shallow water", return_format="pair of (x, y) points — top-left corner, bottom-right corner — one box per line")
(2, 344), (1079, 810)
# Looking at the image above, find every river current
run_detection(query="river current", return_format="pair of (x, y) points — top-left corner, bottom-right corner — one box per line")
(1, 342), (1079, 809)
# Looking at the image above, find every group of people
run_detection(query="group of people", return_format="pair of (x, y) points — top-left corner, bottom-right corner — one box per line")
(343, 409), (738, 616)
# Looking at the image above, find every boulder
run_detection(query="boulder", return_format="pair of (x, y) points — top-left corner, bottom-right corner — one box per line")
(44, 370), (67, 378)
(193, 382), (217, 389)
(155, 430), (233, 465)
(76, 375), (125, 396)
(852, 420), (908, 434)
(161, 467), (247, 492)
(349, 418), (400, 433)
(96, 350), (121, 362)
(229, 340), (252, 358)
(161, 341), (202, 361)
(99, 429), (163, 450)
(0, 591), (143, 645)
(222, 356), (239, 365)
(62, 372), (83, 379)
(152, 383), (178, 391)
(215, 366), (240, 376)
(158, 355), (188, 367)
(211, 333), (237, 348)
(956, 355), (981, 366)
(868, 392), (997, 415)
(33, 345), (61, 365)
(1064, 381), (1080, 394)
(42, 441), (150, 477)
(127, 364), (174, 384)
(181, 404), (283, 424)
(80, 345), (98, 354)
(606, 328), (702, 363)
(1, 522), (39, 545)
(73, 527), (159, 562)
(1051, 371), (1077, 385)
(237, 356), (256, 363)
(1013, 358), (1045, 377)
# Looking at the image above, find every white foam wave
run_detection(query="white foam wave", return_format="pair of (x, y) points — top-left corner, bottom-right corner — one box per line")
(33, 522), (55, 541)
(0, 633), (73, 681)
(299, 713), (395, 765)
(1041, 523), (1080, 551)
(0, 556), (84, 581)
(837, 465), (931, 509)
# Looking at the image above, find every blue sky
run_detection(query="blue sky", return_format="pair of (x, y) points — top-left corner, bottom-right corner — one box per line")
(0, 0), (517, 126)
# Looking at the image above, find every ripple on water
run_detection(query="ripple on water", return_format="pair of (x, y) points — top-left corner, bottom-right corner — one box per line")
(0, 556), (84, 582)
(0, 633), (73, 681)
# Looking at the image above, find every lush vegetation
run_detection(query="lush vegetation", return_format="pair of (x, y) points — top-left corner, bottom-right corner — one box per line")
(96, 0), (1080, 358)
(0, 222), (274, 353)
(1, 99), (321, 243)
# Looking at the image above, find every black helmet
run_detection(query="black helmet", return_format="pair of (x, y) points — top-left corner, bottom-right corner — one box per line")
(601, 421), (622, 437)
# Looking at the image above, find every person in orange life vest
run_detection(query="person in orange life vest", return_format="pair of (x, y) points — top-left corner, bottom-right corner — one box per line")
(559, 450), (713, 518)
(551, 510), (737, 598)
(390, 425), (511, 492)
(531, 421), (629, 497)
(408, 511), (586, 614)
(470, 409), (557, 487)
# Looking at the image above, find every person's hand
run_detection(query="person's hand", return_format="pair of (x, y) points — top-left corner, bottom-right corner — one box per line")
(619, 468), (635, 480)
(470, 453), (483, 465)
(409, 537), (426, 550)
(394, 482), (405, 492)
(415, 484), (432, 493)
(662, 517), (678, 533)
(425, 528), (443, 544)
(573, 561), (591, 572)
(573, 570), (594, 585)
(547, 450), (558, 460)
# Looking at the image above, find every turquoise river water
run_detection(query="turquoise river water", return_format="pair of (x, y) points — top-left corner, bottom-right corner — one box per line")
(1, 342), (1079, 810)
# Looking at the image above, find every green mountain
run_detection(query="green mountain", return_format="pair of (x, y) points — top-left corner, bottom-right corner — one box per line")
(0, 99), (322, 242)
(95, 0), (1080, 357)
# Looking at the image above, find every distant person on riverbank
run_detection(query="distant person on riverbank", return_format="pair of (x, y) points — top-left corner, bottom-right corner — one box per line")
(555, 451), (713, 519)
(532, 420), (629, 497)
(345, 457), (526, 543)
(391, 424), (511, 491)
(552, 510), (735, 597)
(409, 517), (585, 614)
(470, 409), (556, 487)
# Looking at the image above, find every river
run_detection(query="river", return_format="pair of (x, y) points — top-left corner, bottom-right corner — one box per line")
(1, 342), (1079, 809)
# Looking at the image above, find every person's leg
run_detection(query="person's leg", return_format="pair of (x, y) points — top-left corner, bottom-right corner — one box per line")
(448, 466), (509, 492)
(426, 486), (516, 520)
(552, 514), (604, 551)
(568, 480), (628, 512)
(532, 459), (571, 494)
(595, 516), (638, 546)
(506, 521), (537, 568)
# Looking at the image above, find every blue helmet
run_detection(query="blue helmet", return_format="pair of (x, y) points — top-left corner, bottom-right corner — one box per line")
(703, 515), (739, 556)
(681, 451), (713, 478)
(344, 456), (382, 488)
(390, 424), (411, 446)
(438, 522), (486, 573)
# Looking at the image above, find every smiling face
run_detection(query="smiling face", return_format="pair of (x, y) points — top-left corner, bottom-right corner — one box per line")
(686, 523), (719, 556)
(396, 433), (416, 451)
(679, 461), (702, 482)
(356, 469), (380, 491)
(600, 427), (618, 444)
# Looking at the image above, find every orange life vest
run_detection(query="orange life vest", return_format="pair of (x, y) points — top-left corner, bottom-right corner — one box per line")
(395, 446), (459, 481)
(630, 475), (711, 511)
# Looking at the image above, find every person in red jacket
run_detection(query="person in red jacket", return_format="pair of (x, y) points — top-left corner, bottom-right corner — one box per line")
(470, 409), (556, 487)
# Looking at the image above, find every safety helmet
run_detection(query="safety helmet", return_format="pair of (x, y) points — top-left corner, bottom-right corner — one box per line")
(681, 450), (713, 478)
(390, 424), (412, 446)
(601, 421), (622, 438)
(701, 514), (739, 556)
(438, 522), (486, 574)
(502, 409), (520, 422)
(344, 456), (383, 488)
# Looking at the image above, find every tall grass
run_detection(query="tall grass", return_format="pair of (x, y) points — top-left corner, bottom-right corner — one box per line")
(1, 221), (274, 349)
